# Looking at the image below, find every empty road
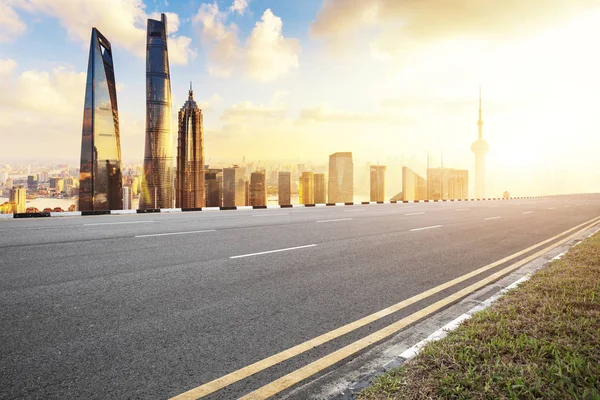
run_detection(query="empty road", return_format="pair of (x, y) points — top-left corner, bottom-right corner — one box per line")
(1, 194), (599, 399)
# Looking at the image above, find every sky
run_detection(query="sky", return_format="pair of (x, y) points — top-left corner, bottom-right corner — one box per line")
(1, 0), (600, 197)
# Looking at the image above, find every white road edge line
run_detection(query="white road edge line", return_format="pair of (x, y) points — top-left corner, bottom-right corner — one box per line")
(85, 221), (155, 226)
(523, 211), (533, 214)
(410, 225), (443, 232)
(398, 274), (532, 360)
(317, 218), (353, 223)
(135, 230), (215, 238)
(548, 207), (556, 210)
(230, 244), (317, 259)
(404, 212), (425, 216)
(485, 216), (501, 220)
(456, 209), (470, 211)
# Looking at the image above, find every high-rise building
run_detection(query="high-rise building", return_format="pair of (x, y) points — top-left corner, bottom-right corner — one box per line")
(402, 166), (427, 201)
(79, 28), (123, 211)
(176, 83), (205, 208)
(278, 171), (291, 206)
(471, 88), (489, 199)
(123, 186), (132, 210)
(27, 175), (38, 191)
(205, 168), (222, 207)
(328, 152), (353, 203)
(427, 168), (468, 200)
(299, 171), (314, 204)
(39, 171), (49, 183)
(370, 165), (386, 202)
(314, 173), (326, 204)
(140, 13), (174, 209)
(249, 172), (266, 206)
(9, 186), (26, 214)
(223, 166), (246, 207)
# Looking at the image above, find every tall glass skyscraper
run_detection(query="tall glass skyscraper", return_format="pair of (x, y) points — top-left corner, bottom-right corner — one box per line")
(176, 83), (205, 208)
(79, 28), (123, 211)
(140, 13), (174, 209)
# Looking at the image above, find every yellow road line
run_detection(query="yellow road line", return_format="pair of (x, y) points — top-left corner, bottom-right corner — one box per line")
(240, 217), (600, 400)
(170, 216), (600, 400)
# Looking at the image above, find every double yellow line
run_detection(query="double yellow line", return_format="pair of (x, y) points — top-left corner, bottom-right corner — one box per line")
(172, 216), (600, 400)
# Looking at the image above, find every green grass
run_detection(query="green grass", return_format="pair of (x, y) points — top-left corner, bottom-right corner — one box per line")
(360, 233), (600, 400)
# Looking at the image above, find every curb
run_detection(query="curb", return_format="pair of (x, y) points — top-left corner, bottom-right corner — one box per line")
(5, 196), (545, 219)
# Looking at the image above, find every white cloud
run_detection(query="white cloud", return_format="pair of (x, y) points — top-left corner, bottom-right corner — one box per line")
(12, 0), (195, 65)
(194, 2), (299, 81)
(0, 59), (18, 76)
(197, 93), (223, 111)
(246, 10), (300, 81)
(0, 3), (26, 43)
(298, 102), (407, 124)
(311, 0), (600, 60)
(230, 0), (249, 15)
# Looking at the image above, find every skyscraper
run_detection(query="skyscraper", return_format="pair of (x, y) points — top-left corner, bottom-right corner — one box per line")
(278, 171), (291, 206)
(370, 165), (386, 202)
(299, 171), (314, 204)
(9, 186), (26, 214)
(314, 173), (326, 204)
(223, 166), (246, 207)
(205, 168), (222, 207)
(471, 87), (489, 199)
(402, 166), (427, 201)
(79, 28), (123, 211)
(328, 152), (353, 203)
(140, 13), (174, 209)
(176, 83), (205, 208)
(249, 171), (266, 206)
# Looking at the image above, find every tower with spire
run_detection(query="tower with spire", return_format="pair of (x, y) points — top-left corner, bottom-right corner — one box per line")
(176, 81), (205, 208)
(471, 87), (489, 199)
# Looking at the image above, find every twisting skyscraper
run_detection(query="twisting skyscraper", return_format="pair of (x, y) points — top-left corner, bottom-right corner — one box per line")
(79, 28), (123, 211)
(471, 87), (489, 199)
(140, 13), (174, 209)
(176, 83), (205, 208)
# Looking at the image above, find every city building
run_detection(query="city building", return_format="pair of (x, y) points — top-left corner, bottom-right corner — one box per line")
(299, 171), (314, 204)
(427, 168), (469, 200)
(222, 166), (246, 207)
(140, 13), (174, 209)
(328, 152), (354, 203)
(39, 171), (49, 183)
(314, 173), (326, 204)
(79, 28), (123, 211)
(27, 175), (38, 191)
(249, 171), (266, 206)
(205, 168), (222, 207)
(370, 165), (386, 202)
(123, 186), (132, 210)
(176, 83), (205, 208)
(471, 88), (489, 198)
(278, 171), (291, 206)
(402, 166), (427, 201)
(9, 186), (26, 214)
(49, 177), (65, 194)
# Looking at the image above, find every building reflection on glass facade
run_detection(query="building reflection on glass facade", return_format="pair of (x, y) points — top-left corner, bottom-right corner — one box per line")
(140, 13), (174, 209)
(79, 28), (123, 211)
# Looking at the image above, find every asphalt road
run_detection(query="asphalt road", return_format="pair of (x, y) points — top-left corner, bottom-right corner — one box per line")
(1, 194), (599, 399)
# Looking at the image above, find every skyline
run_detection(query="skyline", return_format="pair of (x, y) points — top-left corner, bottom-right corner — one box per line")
(1, 1), (600, 198)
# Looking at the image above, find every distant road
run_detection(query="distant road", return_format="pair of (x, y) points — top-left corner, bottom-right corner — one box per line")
(1, 194), (599, 399)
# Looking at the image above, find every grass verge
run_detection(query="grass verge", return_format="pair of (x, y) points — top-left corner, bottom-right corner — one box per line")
(360, 232), (600, 400)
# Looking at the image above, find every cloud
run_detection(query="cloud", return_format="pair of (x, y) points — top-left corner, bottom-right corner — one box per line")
(298, 102), (408, 124)
(311, 0), (600, 59)
(12, 0), (195, 65)
(0, 59), (18, 76)
(246, 10), (300, 81)
(221, 101), (285, 122)
(0, 3), (26, 43)
(194, 2), (299, 81)
(197, 93), (223, 112)
(230, 0), (249, 15)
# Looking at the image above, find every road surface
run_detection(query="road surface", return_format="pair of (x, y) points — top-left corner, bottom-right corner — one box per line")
(1, 194), (599, 399)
